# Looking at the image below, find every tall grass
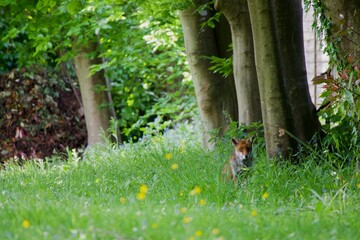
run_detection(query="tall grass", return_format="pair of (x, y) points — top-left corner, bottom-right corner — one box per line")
(1, 126), (360, 239)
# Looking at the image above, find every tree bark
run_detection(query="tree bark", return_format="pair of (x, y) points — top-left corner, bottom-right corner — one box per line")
(180, 0), (238, 149)
(214, 15), (239, 124)
(271, 0), (321, 144)
(73, 40), (111, 146)
(215, 0), (262, 125)
(247, 0), (321, 157)
(247, 0), (291, 157)
(322, 0), (360, 63)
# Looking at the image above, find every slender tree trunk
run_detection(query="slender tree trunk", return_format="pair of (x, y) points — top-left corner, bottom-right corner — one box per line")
(180, 0), (238, 149)
(215, 0), (262, 124)
(247, 0), (291, 157)
(214, 15), (239, 124)
(271, 0), (321, 144)
(73, 40), (111, 146)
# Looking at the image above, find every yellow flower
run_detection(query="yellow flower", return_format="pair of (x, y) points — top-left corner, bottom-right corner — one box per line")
(262, 192), (269, 200)
(357, 183), (360, 188)
(119, 197), (127, 204)
(199, 199), (206, 206)
(180, 207), (187, 214)
(212, 228), (220, 235)
(171, 163), (179, 170)
(179, 191), (184, 197)
(165, 153), (172, 160)
(139, 184), (148, 194)
(137, 192), (146, 200)
(251, 210), (257, 217)
(151, 223), (158, 229)
(190, 186), (202, 196)
(195, 230), (203, 237)
(183, 216), (192, 224)
(22, 219), (30, 228)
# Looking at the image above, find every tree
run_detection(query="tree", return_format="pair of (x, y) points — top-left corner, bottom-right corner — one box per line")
(305, 0), (360, 162)
(0, 0), (119, 146)
(180, 0), (238, 149)
(246, 0), (321, 157)
(73, 40), (112, 145)
(214, 0), (262, 125)
(322, 0), (360, 63)
(180, 0), (321, 156)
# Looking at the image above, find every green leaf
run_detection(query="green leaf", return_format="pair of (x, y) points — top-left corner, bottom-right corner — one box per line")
(2, 28), (20, 41)
(355, 100), (360, 117)
(66, 0), (82, 15)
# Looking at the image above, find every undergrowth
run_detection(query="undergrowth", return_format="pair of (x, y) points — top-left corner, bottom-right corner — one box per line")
(1, 126), (360, 239)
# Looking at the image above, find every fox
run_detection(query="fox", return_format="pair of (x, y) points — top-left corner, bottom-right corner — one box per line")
(222, 138), (253, 184)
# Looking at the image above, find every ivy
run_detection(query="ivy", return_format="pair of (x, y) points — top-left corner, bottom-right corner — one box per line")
(305, 0), (360, 165)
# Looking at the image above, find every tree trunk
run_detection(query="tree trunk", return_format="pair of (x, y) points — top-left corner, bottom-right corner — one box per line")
(180, 0), (238, 149)
(215, 0), (262, 125)
(272, 0), (321, 144)
(247, 0), (321, 157)
(322, 0), (360, 63)
(214, 15), (239, 124)
(247, 0), (291, 157)
(73, 40), (111, 146)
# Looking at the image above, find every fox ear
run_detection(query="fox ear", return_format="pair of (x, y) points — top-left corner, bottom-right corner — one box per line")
(247, 136), (254, 145)
(231, 138), (239, 146)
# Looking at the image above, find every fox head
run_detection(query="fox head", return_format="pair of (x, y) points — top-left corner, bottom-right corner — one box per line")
(232, 138), (252, 162)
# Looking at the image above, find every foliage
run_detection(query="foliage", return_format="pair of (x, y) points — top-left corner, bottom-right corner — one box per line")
(208, 55), (233, 78)
(1, 128), (360, 239)
(0, 0), (197, 144)
(313, 65), (360, 165)
(305, 0), (360, 166)
(97, 7), (196, 141)
(0, 68), (86, 163)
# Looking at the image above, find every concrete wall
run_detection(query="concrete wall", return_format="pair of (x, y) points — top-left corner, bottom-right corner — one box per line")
(302, 7), (328, 107)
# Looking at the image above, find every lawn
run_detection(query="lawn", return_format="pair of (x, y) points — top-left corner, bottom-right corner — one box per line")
(1, 128), (360, 239)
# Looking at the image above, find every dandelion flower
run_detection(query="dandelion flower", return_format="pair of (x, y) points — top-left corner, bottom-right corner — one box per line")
(165, 153), (172, 160)
(212, 228), (220, 235)
(119, 197), (127, 204)
(357, 183), (360, 189)
(195, 230), (203, 237)
(139, 184), (148, 194)
(151, 223), (158, 229)
(183, 216), (192, 224)
(190, 186), (202, 196)
(251, 209), (257, 217)
(22, 219), (30, 228)
(137, 192), (146, 200)
(199, 199), (206, 206)
(262, 192), (269, 200)
(180, 207), (187, 214)
(171, 163), (179, 170)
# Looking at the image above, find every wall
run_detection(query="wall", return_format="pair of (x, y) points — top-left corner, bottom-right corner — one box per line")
(302, 7), (328, 107)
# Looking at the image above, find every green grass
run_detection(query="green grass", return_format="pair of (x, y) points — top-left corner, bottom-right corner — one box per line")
(1, 132), (360, 240)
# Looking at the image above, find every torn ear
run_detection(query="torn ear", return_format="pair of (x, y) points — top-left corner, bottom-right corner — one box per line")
(231, 138), (239, 146)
